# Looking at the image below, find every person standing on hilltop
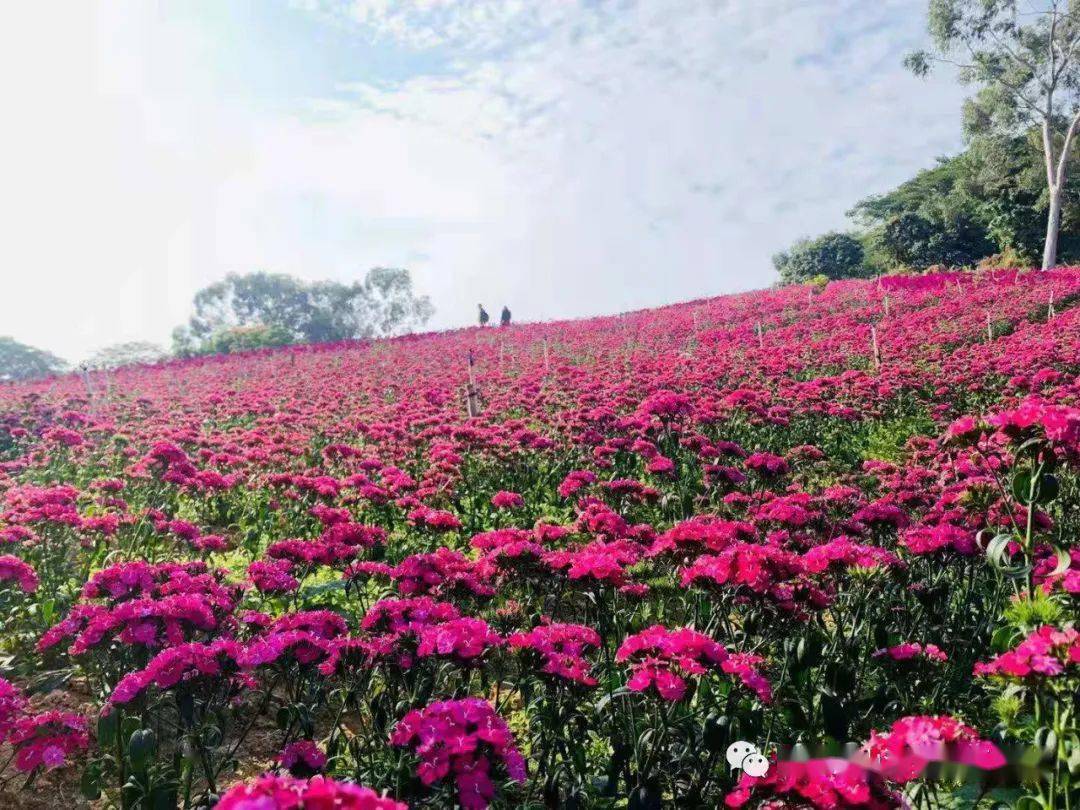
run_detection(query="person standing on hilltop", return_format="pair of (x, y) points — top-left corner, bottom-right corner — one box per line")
(500, 306), (511, 327)
(478, 304), (490, 327)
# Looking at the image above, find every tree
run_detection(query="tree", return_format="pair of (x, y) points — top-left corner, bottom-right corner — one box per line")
(0, 337), (66, 382)
(848, 130), (1080, 269)
(85, 342), (166, 370)
(878, 208), (994, 269)
(199, 325), (294, 356)
(773, 232), (868, 284)
(172, 269), (434, 356)
(907, 1), (1080, 269)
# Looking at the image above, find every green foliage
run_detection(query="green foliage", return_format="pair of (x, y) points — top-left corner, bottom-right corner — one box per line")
(172, 268), (434, 357)
(193, 324), (294, 356)
(880, 210), (993, 270)
(84, 341), (166, 370)
(908, 0), (1080, 268)
(860, 412), (937, 463)
(772, 232), (869, 284)
(778, 128), (1080, 281)
(0, 336), (66, 382)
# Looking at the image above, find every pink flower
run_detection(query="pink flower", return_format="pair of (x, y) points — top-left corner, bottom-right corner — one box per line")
(745, 452), (789, 477)
(392, 548), (495, 598)
(616, 625), (770, 702)
(873, 642), (948, 664)
(0, 677), (26, 742)
(490, 490), (524, 509)
(859, 715), (1005, 782)
(725, 758), (900, 808)
(216, 775), (406, 810)
(0, 555), (38, 592)
(974, 625), (1080, 681)
(248, 559), (300, 594)
(416, 617), (502, 662)
(9, 711), (90, 773)
(508, 622), (601, 686)
(391, 698), (525, 810)
(278, 740), (327, 777)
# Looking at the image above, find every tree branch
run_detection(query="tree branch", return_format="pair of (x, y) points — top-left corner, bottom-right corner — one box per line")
(1054, 107), (1080, 186)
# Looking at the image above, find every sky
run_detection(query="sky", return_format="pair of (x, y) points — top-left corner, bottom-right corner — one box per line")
(0, 0), (966, 362)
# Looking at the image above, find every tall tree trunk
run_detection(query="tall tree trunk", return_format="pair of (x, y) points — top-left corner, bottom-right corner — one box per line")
(1043, 184), (1063, 270)
(1042, 111), (1080, 270)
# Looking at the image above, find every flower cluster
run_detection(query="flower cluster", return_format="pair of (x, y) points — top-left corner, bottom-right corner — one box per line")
(616, 625), (770, 702)
(974, 625), (1080, 680)
(390, 698), (526, 810)
(216, 775), (406, 810)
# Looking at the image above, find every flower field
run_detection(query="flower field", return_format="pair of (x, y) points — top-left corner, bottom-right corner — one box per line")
(1, 269), (1079, 808)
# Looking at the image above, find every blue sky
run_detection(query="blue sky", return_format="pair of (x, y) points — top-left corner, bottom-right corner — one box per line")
(0, 0), (965, 360)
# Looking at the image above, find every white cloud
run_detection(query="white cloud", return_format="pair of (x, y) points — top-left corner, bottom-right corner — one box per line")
(0, 0), (964, 360)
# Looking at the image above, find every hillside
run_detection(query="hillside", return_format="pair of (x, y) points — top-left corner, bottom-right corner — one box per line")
(0, 269), (1078, 808)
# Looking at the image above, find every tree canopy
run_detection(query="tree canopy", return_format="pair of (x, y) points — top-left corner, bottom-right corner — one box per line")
(84, 342), (166, 371)
(907, 0), (1080, 268)
(172, 269), (434, 357)
(772, 232), (868, 284)
(0, 337), (66, 382)
(773, 127), (1080, 283)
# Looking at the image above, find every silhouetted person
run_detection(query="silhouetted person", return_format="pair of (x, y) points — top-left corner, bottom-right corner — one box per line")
(500, 306), (511, 327)
(478, 304), (489, 326)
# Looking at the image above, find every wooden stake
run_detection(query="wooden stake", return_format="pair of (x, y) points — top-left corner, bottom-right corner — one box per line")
(883, 295), (890, 317)
(80, 365), (97, 415)
(756, 322), (764, 349)
(870, 325), (881, 370)
(464, 384), (481, 417)
(1049, 291), (1056, 320)
(986, 311), (993, 343)
(542, 338), (550, 370)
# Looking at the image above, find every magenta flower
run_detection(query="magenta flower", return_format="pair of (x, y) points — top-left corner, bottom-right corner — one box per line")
(508, 622), (601, 686)
(616, 625), (771, 703)
(859, 715), (1005, 782)
(974, 625), (1080, 680)
(873, 642), (948, 664)
(490, 490), (524, 509)
(8, 711), (90, 773)
(216, 775), (406, 810)
(0, 555), (38, 592)
(278, 740), (328, 777)
(416, 616), (502, 662)
(391, 698), (525, 810)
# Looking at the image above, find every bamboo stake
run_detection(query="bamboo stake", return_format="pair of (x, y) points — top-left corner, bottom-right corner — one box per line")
(986, 312), (993, 343)
(883, 295), (890, 317)
(756, 322), (764, 349)
(464, 349), (481, 417)
(1049, 291), (1056, 320)
(80, 364), (97, 416)
(870, 325), (881, 370)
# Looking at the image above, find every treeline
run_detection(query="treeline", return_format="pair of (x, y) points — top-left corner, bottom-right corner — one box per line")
(1, 267), (432, 382)
(774, 130), (1080, 284)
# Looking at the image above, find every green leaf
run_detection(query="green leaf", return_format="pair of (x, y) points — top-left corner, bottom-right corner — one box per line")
(96, 711), (119, 747)
(821, 692), (848, 741)
(127, 728), (157, 772)
(79, 764), (102, 800)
